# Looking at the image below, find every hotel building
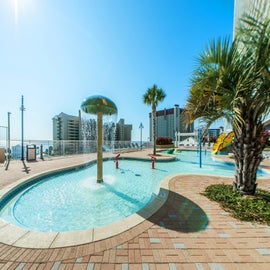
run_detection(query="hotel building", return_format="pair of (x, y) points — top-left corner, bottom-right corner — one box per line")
(53, 112), (132, 143)
(52, 112), (81, 141)
(115, 119), (132, 142)
(149, 104), (194, 142)
(234, 0), (270, 37)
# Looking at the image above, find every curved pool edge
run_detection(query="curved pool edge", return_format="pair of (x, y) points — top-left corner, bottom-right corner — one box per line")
(0, 155), (177, 203)
(0, 159), (96, 202)
(1, 171), (268, 249)
(3, 150), (268, 249)
(0, 171), (174, 249)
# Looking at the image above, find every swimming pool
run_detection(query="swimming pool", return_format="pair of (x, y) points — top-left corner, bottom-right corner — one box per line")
(0, 150), (268, 232)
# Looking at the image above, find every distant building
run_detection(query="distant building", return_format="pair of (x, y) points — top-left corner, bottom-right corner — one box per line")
(81, 117), (132, 142)
(234, 0), (270, 37)
(234, 0), (270, 131)
(53, 112), (132, 143)
(233, 0), (251, 37)
(52, 112), (81, 141)
(207, 128), (222, 139)
(115, 118), (132, 142)
(149, 104), (194, 142)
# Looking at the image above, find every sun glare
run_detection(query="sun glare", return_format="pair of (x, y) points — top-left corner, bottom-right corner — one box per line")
(13, 0), (18, 25)
(12, 0), (35, 25)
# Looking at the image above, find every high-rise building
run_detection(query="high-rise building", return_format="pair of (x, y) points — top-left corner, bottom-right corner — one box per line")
(233, 0), (251, 37)
(115, 118), (132, 142)
(149, 104), (194, 141)
(53, 112), (132, 142)
(52, 112), (81, 141)
(81, 117), (132, 142)
(234, 0), (270, 37)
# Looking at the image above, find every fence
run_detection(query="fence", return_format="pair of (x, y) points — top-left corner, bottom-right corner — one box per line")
(0, 126), (7, 163)
(0, 126), (7, 149)
(5, 140), (153, 160)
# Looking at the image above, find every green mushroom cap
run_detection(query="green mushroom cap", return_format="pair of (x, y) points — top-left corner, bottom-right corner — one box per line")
(81, 95), (118, 115)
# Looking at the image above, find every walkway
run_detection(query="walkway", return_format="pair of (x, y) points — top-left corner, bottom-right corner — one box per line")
(0, 150), (270, 269)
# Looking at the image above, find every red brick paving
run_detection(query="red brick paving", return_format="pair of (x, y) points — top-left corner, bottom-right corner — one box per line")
(1, 154), (270, 269)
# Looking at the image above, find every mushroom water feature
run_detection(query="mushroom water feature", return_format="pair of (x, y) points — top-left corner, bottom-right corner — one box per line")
(81, 95), (118, 183)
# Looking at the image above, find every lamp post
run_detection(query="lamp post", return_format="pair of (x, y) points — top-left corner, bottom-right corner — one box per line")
(139, 122), (144, 150)
(7, 112), (11, 159)
(20, 95), (25, 161)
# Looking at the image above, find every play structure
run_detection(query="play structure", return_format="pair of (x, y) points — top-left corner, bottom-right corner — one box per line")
(213, 131), (234, 154)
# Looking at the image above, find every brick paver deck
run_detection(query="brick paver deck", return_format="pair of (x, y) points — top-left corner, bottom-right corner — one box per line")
(0, 150), (270, 269)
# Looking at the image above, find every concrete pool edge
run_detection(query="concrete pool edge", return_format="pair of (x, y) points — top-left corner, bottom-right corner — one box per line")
(1, 170), (268, 249)
(0, 154), (176, 207)
(0, 169), (174, 249)
(4, 150), (268, 249)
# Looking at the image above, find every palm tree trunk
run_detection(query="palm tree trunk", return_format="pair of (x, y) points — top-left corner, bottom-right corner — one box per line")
(233, 120), (265, 195)
(152, 105), (157, 155)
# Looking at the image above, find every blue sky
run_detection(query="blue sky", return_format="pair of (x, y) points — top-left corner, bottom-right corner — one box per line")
(0, 0), (234, 141)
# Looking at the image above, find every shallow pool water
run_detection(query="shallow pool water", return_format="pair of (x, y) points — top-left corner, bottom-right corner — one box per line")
(0, 150), (268, 232)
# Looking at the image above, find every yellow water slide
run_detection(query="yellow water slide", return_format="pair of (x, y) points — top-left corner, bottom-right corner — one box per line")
(213, 131), (234, 154)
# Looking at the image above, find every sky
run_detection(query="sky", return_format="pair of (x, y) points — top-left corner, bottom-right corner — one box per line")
(0, 0), (234, 141)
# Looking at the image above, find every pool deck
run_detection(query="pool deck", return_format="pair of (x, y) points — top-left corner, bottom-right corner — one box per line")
(1, 149), (270, 269)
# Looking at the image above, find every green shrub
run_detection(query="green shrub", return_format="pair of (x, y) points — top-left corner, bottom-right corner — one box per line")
(203, 184), (270, 225)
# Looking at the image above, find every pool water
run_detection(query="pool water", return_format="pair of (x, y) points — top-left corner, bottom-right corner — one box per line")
(0, 150), (268, 232)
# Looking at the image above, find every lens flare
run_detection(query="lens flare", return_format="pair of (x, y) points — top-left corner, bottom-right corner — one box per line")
(12, 0), (35, 26)
(13, 0), (18, 25)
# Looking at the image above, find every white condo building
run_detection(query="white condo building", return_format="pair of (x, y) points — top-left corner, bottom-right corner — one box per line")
(53, 112), (132, 142)
(234, 0), (270, 37)
(52, 112), (81, 141)
(234, 0), (270, 130)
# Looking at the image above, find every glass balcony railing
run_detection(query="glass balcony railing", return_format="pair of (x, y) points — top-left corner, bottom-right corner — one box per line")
(0, 140), (153, 161)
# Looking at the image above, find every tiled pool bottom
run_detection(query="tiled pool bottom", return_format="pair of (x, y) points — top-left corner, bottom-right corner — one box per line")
(1, 174), (270, 269)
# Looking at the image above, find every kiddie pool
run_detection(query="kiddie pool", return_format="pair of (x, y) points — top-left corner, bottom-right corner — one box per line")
(0, 150), (268, 248)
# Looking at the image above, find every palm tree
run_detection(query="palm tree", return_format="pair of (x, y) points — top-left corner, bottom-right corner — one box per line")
(143, 84), (166, 155)
(185, 2), (270, 195)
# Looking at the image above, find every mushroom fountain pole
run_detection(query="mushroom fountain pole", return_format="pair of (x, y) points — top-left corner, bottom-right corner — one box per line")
(97, 110), (103, 182)
(81, 95), (118, 183)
